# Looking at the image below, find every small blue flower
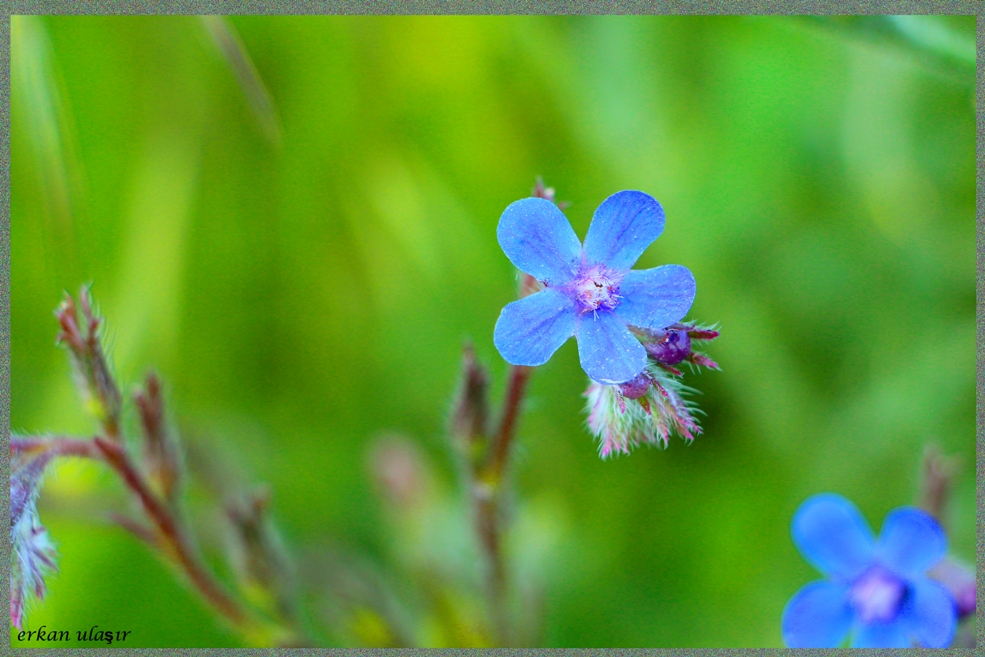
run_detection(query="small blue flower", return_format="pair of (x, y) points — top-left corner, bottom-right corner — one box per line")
(493, 191), (696, 384)
(782, 493), (956, 648)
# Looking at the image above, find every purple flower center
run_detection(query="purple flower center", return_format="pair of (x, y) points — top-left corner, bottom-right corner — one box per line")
(849, 566), (907, 624)
(569, 264), (622, 315)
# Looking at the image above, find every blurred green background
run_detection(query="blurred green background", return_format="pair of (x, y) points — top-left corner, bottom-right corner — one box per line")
(10, 15), (975, 648)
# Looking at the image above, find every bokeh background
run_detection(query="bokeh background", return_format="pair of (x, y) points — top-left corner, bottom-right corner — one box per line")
(10, 15), (976, 648)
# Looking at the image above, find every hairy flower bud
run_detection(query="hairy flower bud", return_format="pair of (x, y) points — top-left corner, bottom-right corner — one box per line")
(585, 364), (701, 458)
(10, 453), (58, 630)
(11, 453), (52, 530)
(449, 344), (490, 455)
(55, 287), (122, 437)
(135, 372), (183, 502)
(618, 371), (653, 399)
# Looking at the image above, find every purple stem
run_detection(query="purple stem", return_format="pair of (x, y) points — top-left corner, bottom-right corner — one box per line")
(92, 437), (250, 628)
(11, 433), (252, 632)
(11, 435), (101, 459)
(474, 364), (533, 645)
(489, 365), (532, 480)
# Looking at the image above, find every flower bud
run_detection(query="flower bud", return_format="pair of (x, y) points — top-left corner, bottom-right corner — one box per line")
(55, 287), (122, 437)
(11, 453), (52, 529)
(10, 453), (58, 630)
(585, 364), (701, 458)
(226, 486), (296, 621)
(928, 557), (976, 619)
(919, 446), (958, 522)
(449, 344), (489, 455)
(618, 371), (652, 399)
(644, 328), (691, 365)
(135, 372), (183, 502)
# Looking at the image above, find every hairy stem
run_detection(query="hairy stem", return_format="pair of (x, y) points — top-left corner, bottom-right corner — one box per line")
(93, 437), (251, 629)
(13, 432), (256, 632)
(10, 434), (102, 459)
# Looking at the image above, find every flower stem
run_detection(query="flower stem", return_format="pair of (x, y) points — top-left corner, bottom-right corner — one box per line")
(92, 436), (252, 629)
(489, 365), (532, 481)
(12, 432), (261, 633)
(473, 482), (507, 644)
(472, 364), (533, 645)
(10, 434), (101, 459)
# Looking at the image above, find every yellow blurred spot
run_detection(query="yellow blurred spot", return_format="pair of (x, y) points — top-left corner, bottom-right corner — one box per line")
(347, 605), (397, 647)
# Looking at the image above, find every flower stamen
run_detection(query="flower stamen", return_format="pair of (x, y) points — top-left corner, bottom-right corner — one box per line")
(570, 265), (623, 315)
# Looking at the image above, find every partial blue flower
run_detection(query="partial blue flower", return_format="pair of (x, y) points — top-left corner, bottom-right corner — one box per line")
(782, 493), (955, 648)
(494, 191), (695, 384)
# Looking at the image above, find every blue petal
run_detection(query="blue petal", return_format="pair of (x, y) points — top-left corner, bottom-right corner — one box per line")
(493, 288), (576, 367)
(497, 197), (582, 285)
(781, 580), (853, 648)
(574, 309), (647, 384)
(583, 190), (665, 272)
(899, 578), (956, 648)
(792, 494), (875, 580)
(851, 620), (909, 648)
(615, 265), (696, 331)
(877, 507), (947, 579)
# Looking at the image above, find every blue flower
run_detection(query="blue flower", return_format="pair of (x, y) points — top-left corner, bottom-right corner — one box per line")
(493, 191), (696, 384)
(782, 493), (956, 648)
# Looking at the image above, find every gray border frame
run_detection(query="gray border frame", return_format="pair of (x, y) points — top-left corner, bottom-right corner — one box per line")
(2, 1), (981, 654)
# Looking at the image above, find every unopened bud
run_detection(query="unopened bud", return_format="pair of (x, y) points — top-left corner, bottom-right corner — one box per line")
(135, 372), (182, 501)
(585, 364), (701, 458)
(226, 486), (296, 620)
(532, 176), (570, 210)
(11, 453), (53, 529)
(918, 446), (958, 522)
(643, 328), (691, 365)
(10, 453), (58, 630)
(618, 371), (653, 400)
(449, 344), (489, 452)
(55, 286), (122, 437)
(928, 557), (976, 618)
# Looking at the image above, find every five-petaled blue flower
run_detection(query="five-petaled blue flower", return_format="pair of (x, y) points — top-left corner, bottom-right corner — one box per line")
(782, 493), (956, 648)
(493, 191), (696, 384)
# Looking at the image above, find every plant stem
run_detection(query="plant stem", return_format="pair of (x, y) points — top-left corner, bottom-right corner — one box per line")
(13, 432), (256, 632)
(473, 482), (507, 645)
(10, 434), (102, 459)
(92, 436), (251, 629)
(489, 365), (532, 480)
(472, 364), (533, 645)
